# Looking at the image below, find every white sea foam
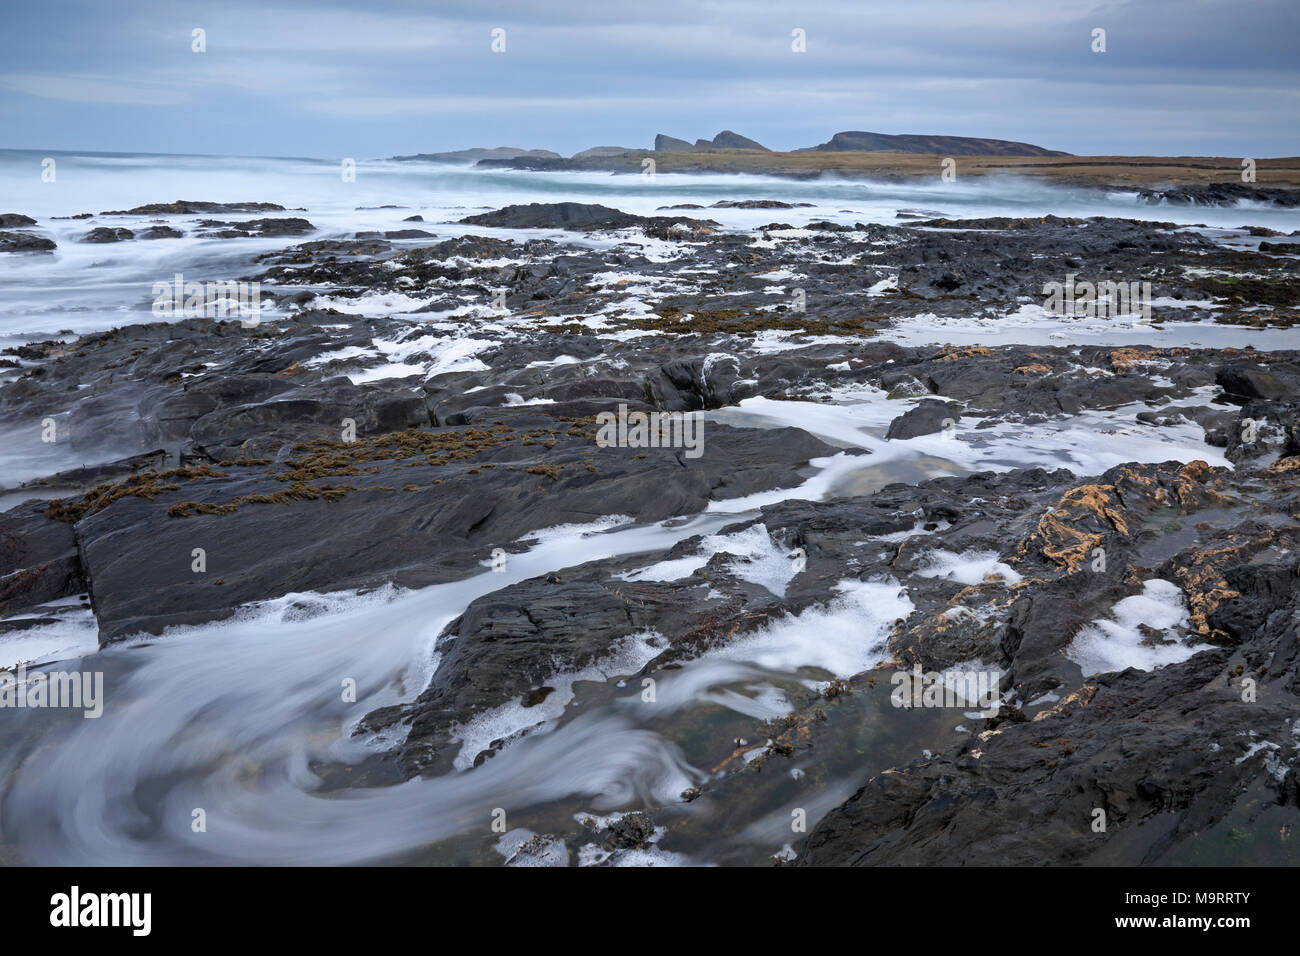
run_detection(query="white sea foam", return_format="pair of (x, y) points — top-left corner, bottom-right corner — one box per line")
(914, 549), (1023, 585)
(0, 602), (99, 671)
(704, 578), (912, 677)
(883, 305), (1298, 350)
(620, 523), (797, 596)
(449, 629), (669, 771)
(494, 828), (569, 867)
(707, 389), (1232, 479)
(1067, 579), (1214, 677)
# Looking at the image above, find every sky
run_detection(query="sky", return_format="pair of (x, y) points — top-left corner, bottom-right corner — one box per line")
(0, 0), (1296, 159)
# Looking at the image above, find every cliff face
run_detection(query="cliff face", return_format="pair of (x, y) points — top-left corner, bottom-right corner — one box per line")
(657, 130), (770, 151)
(654, 133), (693, 151)
(706, 130), (770, 151)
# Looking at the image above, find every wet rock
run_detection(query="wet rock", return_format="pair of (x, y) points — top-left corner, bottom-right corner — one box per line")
(1137, 183), (1300, 207)
(459, 202), (718, 237)
(100, 200), (288, 215)
(601, 812), (657, 849)
(796, 456), (1300, 866)
(0, 502), (85, 616)
(885, 399), (962, 439)
(879, 369), (931, 398)
(138, 225), (184, 239)
(81, 227), (134, 243)
(1216, 364), (1299, 401)
(0, 231), (56, 253)
(709, 200), (812, 209)
(196, 217), (314, 238)
(50, 415), (834, 644)
(461, 202), (641, 230)
(186, 380), (429, 461)
(1226, 399), (1299, 463)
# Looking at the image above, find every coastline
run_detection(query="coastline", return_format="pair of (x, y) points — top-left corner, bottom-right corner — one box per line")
(446, 148), (1300, 190)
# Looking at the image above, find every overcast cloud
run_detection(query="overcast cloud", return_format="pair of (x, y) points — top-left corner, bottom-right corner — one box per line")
(1, 0), (1296, 157)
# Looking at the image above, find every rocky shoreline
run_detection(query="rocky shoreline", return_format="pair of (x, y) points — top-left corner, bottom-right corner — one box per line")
(2, 197), (1298, 865)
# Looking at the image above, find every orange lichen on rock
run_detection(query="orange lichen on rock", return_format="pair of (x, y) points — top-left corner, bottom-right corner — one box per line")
(1055, 481), (1128, 535)
(936, 346), (992, 362)
(1111, 460), (1231, 511)
(1012, 364), (1052, 375)
(1172, 531), (1270, 635)
(1022, 518), (1106, 572)
(1032, 684), (1098, 721)
(1108, 347), (1161, 373)
(1020, 463), (1234, 571)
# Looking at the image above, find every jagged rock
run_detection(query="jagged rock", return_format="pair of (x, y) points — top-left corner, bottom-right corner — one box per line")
(654, 134), (693, 152)
(696, 130), (769, 151)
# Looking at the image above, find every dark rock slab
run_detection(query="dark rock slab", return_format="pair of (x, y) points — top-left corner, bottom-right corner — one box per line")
(0, 502), (85, 616)
(0, 231), (55, 253)
(885, 399), (962, 439)
(61, 419), (835, 643)
(459, 202), (717, 236)
(1216, 363), (1299, 401)
(100, 200), (288, 215)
